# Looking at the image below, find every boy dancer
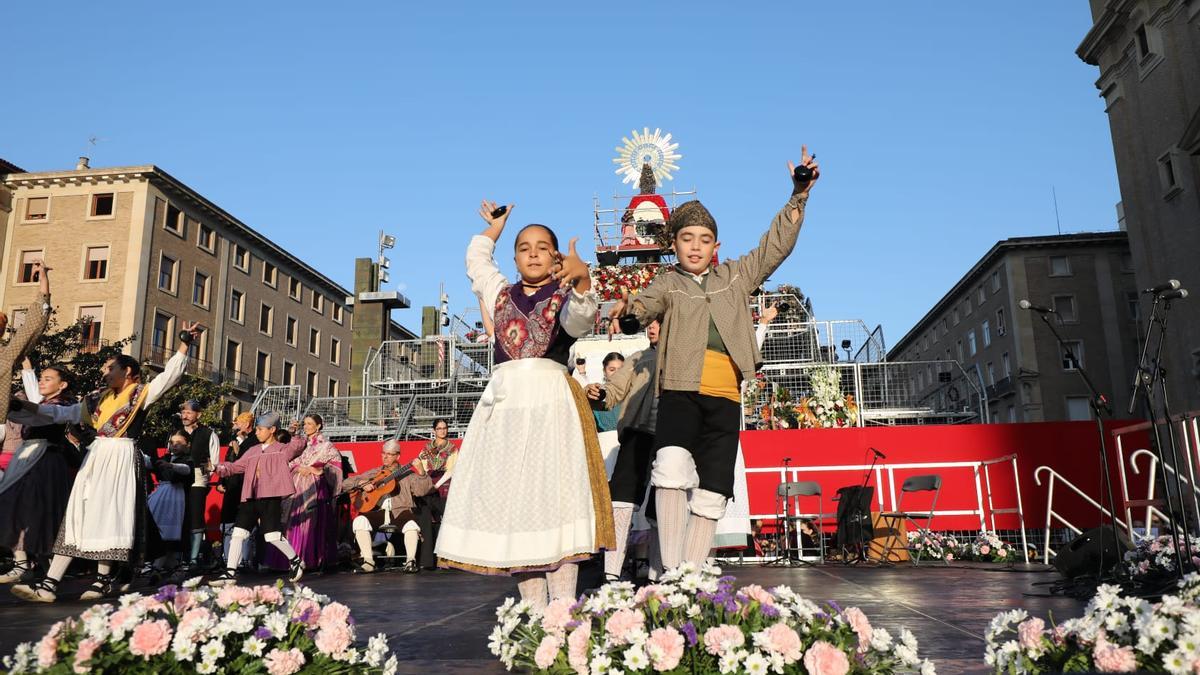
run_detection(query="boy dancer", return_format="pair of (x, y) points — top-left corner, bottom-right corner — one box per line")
(611, 148), (819, 571)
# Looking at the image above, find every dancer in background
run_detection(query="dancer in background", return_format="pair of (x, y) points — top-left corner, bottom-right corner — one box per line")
(179, 399), (219, 571)
(217, 412), (255, 572)
(0, 361), (80, 584)
(0, 260), (53, 444)
(10, 321), (201, 603)
(610, 148), (819, 571)
(592, 352), (625, 433)
(210, 413), (307, 585)
(266, 414), (342, 572)
(146, 429), (193, 572)
(437, 200), (614, 609)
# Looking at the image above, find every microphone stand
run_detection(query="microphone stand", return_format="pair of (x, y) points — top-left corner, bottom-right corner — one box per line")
(1128, 294), (1193, 582)
(1036, 311), (1126, 583)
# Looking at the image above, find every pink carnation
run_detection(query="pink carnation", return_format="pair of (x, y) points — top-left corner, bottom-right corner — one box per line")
(534, 635), (563, 670)
(218, 585), (257, 608)
(646, 626), (685, 672)
(1092, 636), (1137, 672)
(980, 545), (991, 556)
(842, 607), (873, 652)
(135, 596), (164, 614)
(763, 623), (804, 663)
(634, 584), (665, 604)
(319, 601), (352, 630)
(265, 647), (307, 675)
(704, 624), (746, 656)
(1017, 617), (1045, 651)
(315, 624), (353, 656)
(108, 608), (133, 634)
(741, 584), (775, 606)
(605, 608), (645, 645)
(541, 598), (575, 636)
(291, 599), (322, 627)
(128, 619), (172, 659)
(254, 585), (284, 605)
(567, 622), (591, 675)
(179, 608), (215, 639)
(36, 635), (58, 669)
(803, 640), (850, 675)
(73, 638), (101, 674)
(173, 590), (196, 613)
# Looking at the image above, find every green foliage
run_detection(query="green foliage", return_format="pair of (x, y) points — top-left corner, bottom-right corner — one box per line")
(10, 317), (135, 399)
(141, 375), (234, 452)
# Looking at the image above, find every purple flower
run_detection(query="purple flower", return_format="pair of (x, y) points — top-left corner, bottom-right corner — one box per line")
(680, 622), (698, 646)
(570, 599), (585, 614)
(762, 604), (781, 618)
(566, 620), (582, 631)
(295, 608), (313, 624)
(697, 592), (714, 603)
(827, 600), (843, 614)
(254, 627), (273, 640)
(154, 585), (178, 602)
(724, 600), (738, 613)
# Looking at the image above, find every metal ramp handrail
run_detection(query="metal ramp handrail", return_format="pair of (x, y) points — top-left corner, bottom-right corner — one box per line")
(981, 454), (1030, 563)
(1113, 411), (1200, 540)
(1034, 465), (1131, 561)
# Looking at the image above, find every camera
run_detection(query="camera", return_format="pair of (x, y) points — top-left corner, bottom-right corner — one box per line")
(778, 302), (791, 314)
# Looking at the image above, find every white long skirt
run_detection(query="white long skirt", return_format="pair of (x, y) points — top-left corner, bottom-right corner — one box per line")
(437, 358), (598, 574)
(713, 443), (753, 549)
(148, 482), (186, 541)
(54, 436), (140, 560)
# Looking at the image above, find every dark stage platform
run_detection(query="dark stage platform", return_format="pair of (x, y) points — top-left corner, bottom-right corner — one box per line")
(0, 563), (1086, 674)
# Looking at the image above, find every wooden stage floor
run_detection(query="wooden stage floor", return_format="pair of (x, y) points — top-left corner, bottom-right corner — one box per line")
(0, 561), (1086, 674)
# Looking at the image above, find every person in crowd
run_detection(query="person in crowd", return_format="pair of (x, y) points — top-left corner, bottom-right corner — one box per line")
(217, 412), (255, 571)
(146, 430), (193, 572)
(0, 260), (52, 444)
(344, 439), (408, 574)
(592, 352), (626, 433)
(265, 414), (342, 572)
(179, 399), (219, 570)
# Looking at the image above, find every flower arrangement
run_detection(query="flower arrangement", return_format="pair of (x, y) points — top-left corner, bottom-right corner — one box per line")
(758, 384), (859, 431)
(1, 579), (396, 675)
(1124, 533), (1200, 584)
(489, 562), (936, 674)
(742, 373), (768, 413)
(969, 531), (1016, 563)
(593, 264), (663, 302)
(906, 532), (961, 563)
(984, 572), (1200, 673)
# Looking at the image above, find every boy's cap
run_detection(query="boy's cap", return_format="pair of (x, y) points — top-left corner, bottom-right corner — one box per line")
(670, 200), (717, 239)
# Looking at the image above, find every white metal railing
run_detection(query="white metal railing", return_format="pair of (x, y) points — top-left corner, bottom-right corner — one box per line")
(981, 454), (1030, 563)
(1113, 412), (1200, 540)
(250, 385), (303, 423)
(1033, 465), (1131, 561)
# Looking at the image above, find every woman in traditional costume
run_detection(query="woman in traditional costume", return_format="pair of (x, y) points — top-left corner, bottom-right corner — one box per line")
(265, 414), (342, 572)
(436, 200), (614, 608)
(10, 322), (201, 603)
(146, 430), (194, 571)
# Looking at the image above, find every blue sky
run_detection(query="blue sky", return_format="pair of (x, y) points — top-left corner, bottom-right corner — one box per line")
(4, 3), (1118, 347)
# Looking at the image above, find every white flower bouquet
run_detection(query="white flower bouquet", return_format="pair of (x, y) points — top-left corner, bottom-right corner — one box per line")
(490, 562), (935, 674)
(1, 579), (396, 675)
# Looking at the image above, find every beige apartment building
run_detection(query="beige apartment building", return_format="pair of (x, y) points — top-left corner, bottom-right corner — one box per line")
(0, 159), (357, 419)
(890, 232), (1140, 423)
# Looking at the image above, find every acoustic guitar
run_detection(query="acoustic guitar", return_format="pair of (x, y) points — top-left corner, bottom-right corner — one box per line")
(349, 463), (415, 513)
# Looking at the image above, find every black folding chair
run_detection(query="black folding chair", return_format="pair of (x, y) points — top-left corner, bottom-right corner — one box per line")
(768, 481), (825, 565)
(877, 474), (943, 565)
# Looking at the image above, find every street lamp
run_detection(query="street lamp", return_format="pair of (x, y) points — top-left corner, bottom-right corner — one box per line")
(841, 339), (852, 363)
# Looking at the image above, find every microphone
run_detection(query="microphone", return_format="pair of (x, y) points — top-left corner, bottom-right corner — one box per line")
(1018, 299), (1055, 313)
(1160, 288), (1189, 301)
(870, 447), (886, 459)
(1143, 279), (1181, 295)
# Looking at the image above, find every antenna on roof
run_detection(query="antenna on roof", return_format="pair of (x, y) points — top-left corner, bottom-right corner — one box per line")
(1051, 186), (1062, 236)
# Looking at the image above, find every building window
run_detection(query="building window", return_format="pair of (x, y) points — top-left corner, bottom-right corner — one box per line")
(1126, 291), (1141, 322)
(229, 288), (245, 323)
(286, 316), (297, 346)
(1066, 396), (1092, 421)
(233, 244), (250, 272)
(306, 370), (318, 398)
(225, 339), (241, 372)
(332, 304), (343, 324)
(956, 339), (964, 362)
(158, 254), (178, 293)
(282, 361), (296, 386)
(1002, 352), (1011, 378)
(1158, 149), (1181, 197)
(996, 308), (1006, 336)
(289, 278), (301, 301)
(986, 362), (995, 386)
(78, 305), (104, 349)
(1062, 340), (1084, 371)
(982, 320), (991, 348)
(1052, 295), (1078, 323)
(255, 351), (271, 384)
(198, 223), (216, 252)
(84, 246), (109, 280)
(193, 271), (211, 308)
(165, 203), (184, 236)
(1007, 405), (1016, 423)
(18, 250), (43, 283)
(977, 287), (986, 304)
(24, 197), (48, 221)
(328, 378), (339, 397)
(263, 262), (277, 288)
(311, 293), (324, 314)
(963, 298), (972, 316)
(967, 330), (977, 356)
(990, 271), (1000, 292)
(259, 303), (274, 336)
(90, 193), (114, 217)
(309, 328), (320, 356)
(330, 337), (341, 365)
(952, 309), (960, 326)
(152, 311), (173, 351)
(1049, 256), (1071, 277)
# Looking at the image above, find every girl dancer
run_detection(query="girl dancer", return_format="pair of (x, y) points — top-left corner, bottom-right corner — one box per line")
(436, 200), (614, 609)
(265, 414), (342, 571)
(146, 430), (194, 571)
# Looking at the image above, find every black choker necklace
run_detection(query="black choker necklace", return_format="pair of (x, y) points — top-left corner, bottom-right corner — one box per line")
(520, 279), (551, 289)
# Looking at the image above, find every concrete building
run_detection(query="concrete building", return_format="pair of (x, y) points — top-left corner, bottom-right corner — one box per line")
(890, 232), (1140, 423)
(0, 158), (415, 420)
(1078, 0), (1200, 414)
